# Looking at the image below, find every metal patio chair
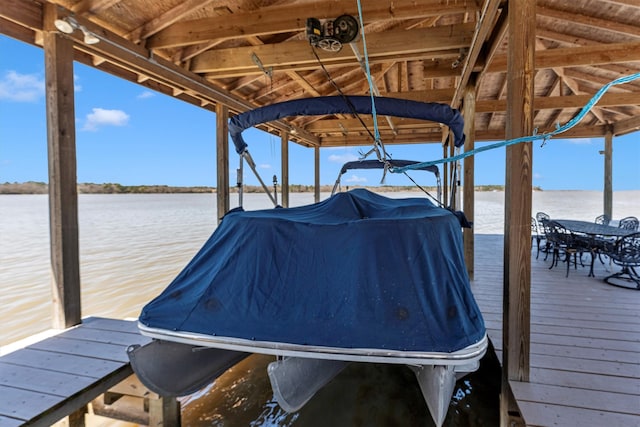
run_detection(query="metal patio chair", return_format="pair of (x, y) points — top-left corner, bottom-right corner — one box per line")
(618, 216), (639, 231)
(545, 220), (594, 277)
(531, 217), (543, 259)
(604, 232), (640, 290)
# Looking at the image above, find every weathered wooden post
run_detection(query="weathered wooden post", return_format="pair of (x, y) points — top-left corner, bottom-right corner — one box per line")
(314, 146), (320, 203)
(216, 103), (229, 222)
(43, 7), (81, 330)
(281, 131), (289, 208)
(502, 0), (535, 425)
(463, 81), (477, 279)
(603, 126), (613, 220)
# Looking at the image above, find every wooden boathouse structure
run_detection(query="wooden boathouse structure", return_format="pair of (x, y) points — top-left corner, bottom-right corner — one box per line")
(1, 0), (639, 425)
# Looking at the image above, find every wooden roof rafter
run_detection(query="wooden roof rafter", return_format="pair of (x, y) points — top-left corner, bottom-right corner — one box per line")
(2, 0), (639, 144)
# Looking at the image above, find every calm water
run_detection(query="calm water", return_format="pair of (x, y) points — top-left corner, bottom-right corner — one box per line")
(1, 190), (638, 425)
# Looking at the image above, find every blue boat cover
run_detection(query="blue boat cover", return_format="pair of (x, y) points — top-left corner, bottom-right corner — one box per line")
(139, 189), (485, 353)
(228, 96), (466, 154)
(338, 159), (439, 178)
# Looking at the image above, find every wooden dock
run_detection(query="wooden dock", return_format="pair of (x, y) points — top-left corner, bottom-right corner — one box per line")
(0, 317), (151, 427)
(472, 234), (640, 427)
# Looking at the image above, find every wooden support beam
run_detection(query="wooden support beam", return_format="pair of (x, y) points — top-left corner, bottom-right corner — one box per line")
(442, 141), (449, 204)
(476, 92), (640, 113)
(34, 7), (319, 148)
(148, 397), (180, 427)
(43, 15), (81, 330)
(314, 147), (320, 203)
(603, 127), (613, 220)
(147, 0), (479, 49)
(476, 123), (610, 141)
(502, 0), (534, 426)
(191, 23), (476, 74)
(613, 114), (640, 136)
(487, 41), (640, 73)
(452, 0), (503, 108)
(281, 132), (289, 208)
(216, 103), (229, 221)
(449, 134), (458, 209)
(463, 82), (476, 280)
(537, 4), (640, 39)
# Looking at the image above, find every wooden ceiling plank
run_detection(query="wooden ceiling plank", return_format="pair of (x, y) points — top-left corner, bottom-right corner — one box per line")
(0, 0), (42, 30)
(202, 47), (466, 79)
(285, 71), (321, 96)
(537, 5), (640, 39)
(128, 0), (216, 42)
(613, 115), (640, 135)
(601, 0), (640, 6)
(486, 75), (507, 129)
(477, 92), (640, 113)
(0, 15), (38, 43)
(191, 23), (475, 73)
(554, 68), (609, 124)
(452, 0), (503, 108)
(487, 42), (640, 73)
(50, 13), (320, 145)
(307, 118), (444, 133)
(474, 124), (609, 141)
(71, 0), (120, 15)
(147, 0), (479, 49)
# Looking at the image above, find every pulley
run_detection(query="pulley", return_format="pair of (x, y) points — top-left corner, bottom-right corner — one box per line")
(306, 15), (359, 52)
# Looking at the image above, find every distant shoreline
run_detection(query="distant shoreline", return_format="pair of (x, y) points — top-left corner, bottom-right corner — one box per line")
(1, 181), (537, 195)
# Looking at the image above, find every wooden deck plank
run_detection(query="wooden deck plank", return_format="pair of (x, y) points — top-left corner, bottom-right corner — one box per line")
(510, 381), (639, 415)
(477, 304), (639, 323)
(0, 348), (123, 378)
(0, 415), (23, 427)
(529, 354), (639, 378)
(529, 368), (640, 395)
(57, 327), (149, 347)
(515, 400), (640, 427)
(80, 316), (141, 333)
(0, 317), (150, 426)
(0, 362), (95, 395)
(30, 336), (133, 363)
(472, 234), (640, 427)
(489, 334), (640, 356)
(0, 384), (62, 422)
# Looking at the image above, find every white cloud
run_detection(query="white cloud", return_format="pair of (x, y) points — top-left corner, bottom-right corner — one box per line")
(74, 74), (82, 92)
(258, 163), (272, 169)
(82, 108), (130, 131)
(327, 152), (359, 163)
(566, 138), (592, 145)
(0, 71), (45, 102)
(345, 174), (367, 183)
(137, 91), (155, 99)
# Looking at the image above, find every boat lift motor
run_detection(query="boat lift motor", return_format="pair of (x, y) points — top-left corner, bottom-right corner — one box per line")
(306, 15), (359, 52)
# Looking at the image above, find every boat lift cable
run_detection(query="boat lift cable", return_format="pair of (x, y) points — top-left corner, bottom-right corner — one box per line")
(404, 172), (443, 207)
(310, 47), (378, 147)
(355, 0), (386, 162)
(389, 72), (640, 175)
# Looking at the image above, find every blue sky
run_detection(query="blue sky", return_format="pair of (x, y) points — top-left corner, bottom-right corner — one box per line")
(1, 35), (638, 190)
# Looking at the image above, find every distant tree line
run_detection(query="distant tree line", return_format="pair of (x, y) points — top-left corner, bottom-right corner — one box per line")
(0, 181), (539, 195)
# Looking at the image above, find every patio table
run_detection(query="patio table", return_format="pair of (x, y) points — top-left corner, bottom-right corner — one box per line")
(553, 219), (635, 238)
(553, 219), (635, 277)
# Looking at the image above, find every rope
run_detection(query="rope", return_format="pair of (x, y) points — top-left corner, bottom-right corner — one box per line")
(389, 72), (640, 174)
(355, 0), (385, 161)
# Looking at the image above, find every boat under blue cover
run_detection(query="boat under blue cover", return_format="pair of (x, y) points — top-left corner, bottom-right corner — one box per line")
(139, 189), (485, 355)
